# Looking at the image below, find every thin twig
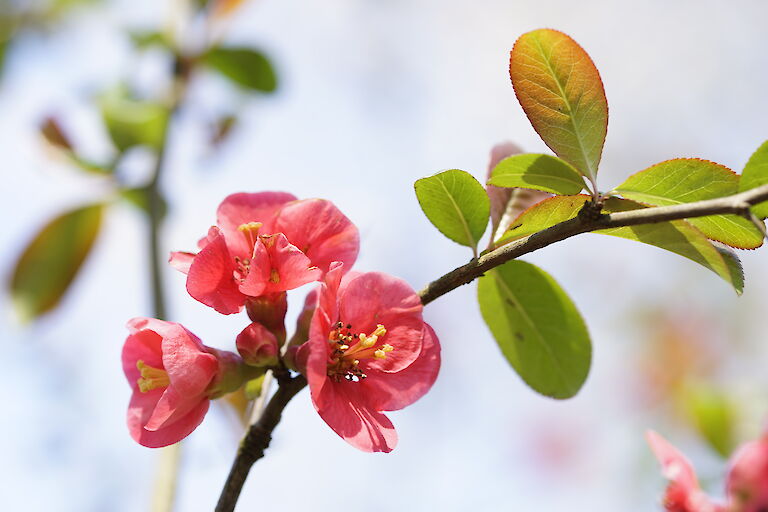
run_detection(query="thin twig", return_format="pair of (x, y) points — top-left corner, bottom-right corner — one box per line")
(418, 184), (768, 305)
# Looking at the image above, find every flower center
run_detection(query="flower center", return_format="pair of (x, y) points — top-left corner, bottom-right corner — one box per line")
(238, 222), (263, 248)
(326, 322), (393, 382)
(136, 360), (170, 393)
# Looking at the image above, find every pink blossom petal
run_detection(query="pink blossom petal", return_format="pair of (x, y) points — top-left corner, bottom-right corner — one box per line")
(369, 323), (441, 411)
(314, 380), (397, 453)
(647, 430), (721, 512)
(169, 251), (195, 274)
(261, 233), (322, 293)
(122, 322), (164, 388)
(338, 272), (423, 372)
(238, 240), (270, 297)
(216, 192), (296, 251)
(161, 325), (218, 397)
(127, 390), (210, 448)
(143, 386), (204, 432)
(186, 227), (245, 314)
(273, 199), (359, 274)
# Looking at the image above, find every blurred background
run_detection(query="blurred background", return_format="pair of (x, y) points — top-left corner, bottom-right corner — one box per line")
(2, 0), (768, 510)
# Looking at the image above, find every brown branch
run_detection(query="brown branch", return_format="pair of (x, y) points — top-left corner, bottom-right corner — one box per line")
(214, 183), (768, 512)
(418, 184), (768, 305)
(215, 373), (307, 512)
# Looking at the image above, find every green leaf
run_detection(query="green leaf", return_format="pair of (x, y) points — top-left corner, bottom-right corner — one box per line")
(509, 29), (608, 181)
(614, 159), (763, 249)
(414, 169), (490, 252)
(495, 195), (744, 294)
(740, 140), (768, 219)
(488, 153), (585, 195)
(202, 47), (277, 92)
(244, 373), (266, 400)
(100, 89), (169, 152)
(684, 384), (737, 458)
(478, 260), (591, 399)
(9, 204), (104, 321)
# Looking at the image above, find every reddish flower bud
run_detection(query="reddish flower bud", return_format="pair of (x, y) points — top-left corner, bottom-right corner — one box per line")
(236, 322), (280, 368)
(245, 292), (287, 342)
(726, 436), (768, 511)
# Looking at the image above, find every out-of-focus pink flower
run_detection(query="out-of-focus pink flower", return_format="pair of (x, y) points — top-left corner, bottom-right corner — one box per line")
(726, 435), (768, 511)
(236, 322), (279, 367)
(647, 430), (722, 512)
(170, 192), (359, 315)
(302, 262), (440, 453)
(122, 317), (241, 448)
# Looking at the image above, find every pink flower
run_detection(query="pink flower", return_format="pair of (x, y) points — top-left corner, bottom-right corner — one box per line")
(726, 435), (768, 511)
(170, 192), (359, 315)
(302, 262), (441, 453)
(646, 430), (723, 512)
(122, 317), (219, 448)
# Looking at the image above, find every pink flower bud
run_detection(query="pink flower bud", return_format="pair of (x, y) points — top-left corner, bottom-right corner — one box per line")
(236, 322), (280, 368)
(726, 436), (768, 511)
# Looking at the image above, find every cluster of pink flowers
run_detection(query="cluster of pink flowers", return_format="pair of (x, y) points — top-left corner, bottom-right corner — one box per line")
(648, 430), (768, 511)
(122, 192), (440, 452)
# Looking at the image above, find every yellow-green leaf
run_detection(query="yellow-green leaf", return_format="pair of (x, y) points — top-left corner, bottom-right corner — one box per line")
(478, 260), (591, 399)
(415, 169), (490, 253)
(509, 29), (608, 181)
(614, 159), (763, 249)
(495, 195), (743, 294)
(100, 89), (169, 152)
(488, 153), (585, 195)
(740, 140), (768, 219)
(9, 204), (104, 321)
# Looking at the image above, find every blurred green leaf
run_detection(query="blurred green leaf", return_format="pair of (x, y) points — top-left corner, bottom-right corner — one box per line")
(129, 30), (171, 51)
(100, 89), (169, 152)
(9, 204), (104, 322)
(415, 169), (490, 252)
(478, 260), (591, 399)
(488, 153), (585, 195)
(496, 195), (744, 294)
(684, 384), (737, 458)
(740, 140), (768, 219)
(614, 159), (764, 249)
(202, 47), (277, 92)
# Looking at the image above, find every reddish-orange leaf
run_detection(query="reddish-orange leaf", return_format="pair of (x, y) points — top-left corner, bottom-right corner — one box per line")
(510, 29), (608, 183)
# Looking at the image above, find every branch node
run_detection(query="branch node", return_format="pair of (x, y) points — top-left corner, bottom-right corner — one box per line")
(577, 196), (605, 222)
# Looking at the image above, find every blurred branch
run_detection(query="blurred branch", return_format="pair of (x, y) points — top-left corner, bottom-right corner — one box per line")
(215, 372), (307, 512)
(418, 184), (768, 305)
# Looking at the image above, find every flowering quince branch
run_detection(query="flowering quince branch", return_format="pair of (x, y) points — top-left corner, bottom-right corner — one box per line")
(117, 26), (768, 512)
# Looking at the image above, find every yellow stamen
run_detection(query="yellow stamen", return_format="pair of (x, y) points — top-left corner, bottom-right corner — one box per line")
(381, 344), (394, 352)
(136, 360), (170, 393)
(237, 222), (263, 248)
(374, 350), (387, 359)
(269, 268), (280, 283)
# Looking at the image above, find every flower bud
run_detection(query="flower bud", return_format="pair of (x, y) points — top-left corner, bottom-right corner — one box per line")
(236, 322), (280, 368)
(726, 436), (768, 509)
(245, 292), (287, 343)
